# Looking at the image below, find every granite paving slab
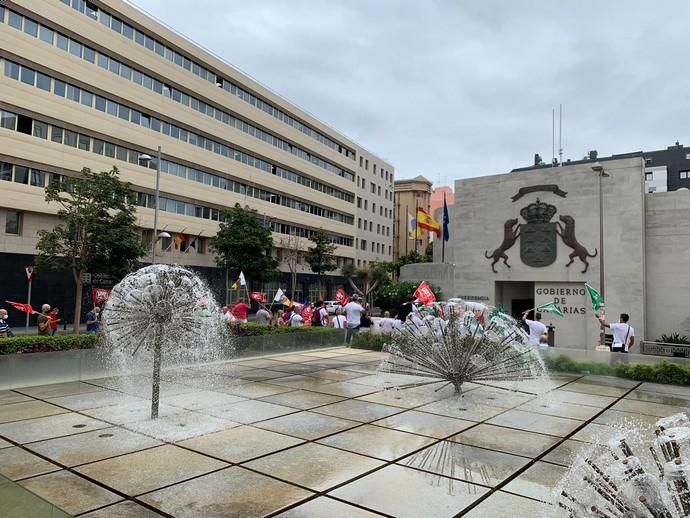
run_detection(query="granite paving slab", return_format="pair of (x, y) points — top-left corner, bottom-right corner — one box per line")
(245, 442), (384, 492)
(461, 490), (553, 517)
(16, 381), (107, 399)
(0, 390), (35, 405)
(0, 400), (67, 424)
(19, 470), (122, 515)
(259, 389), (345, 410)
(0, 412), (110, 444)
(274, 496), (383, 517)
(81, 500), (165, 517)
(330, 464), (488, 518)
(312, 399), (403, 422)
(202, 400), (297, 424)
(373, 410), (475, 439)
(317, 424), (435, 461)
(0, 447), (60, 480)
(75, 444), (227, 496)
(177, 425), (304, 463)
(487, 409), (583, 437)
(254, 411), (361, 440)
(501, 461), (568, 502)
(515, 398), (602, 421)
(139, 466), (312, 518)
(450, 423), (561, 458)
(123, 411), (240, 442)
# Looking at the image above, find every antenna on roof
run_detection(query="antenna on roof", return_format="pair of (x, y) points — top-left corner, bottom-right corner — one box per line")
(558, 104), (564, 167)
(552, 108), (556, 166)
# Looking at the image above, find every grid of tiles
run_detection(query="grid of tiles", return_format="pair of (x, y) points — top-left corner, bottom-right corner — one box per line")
(1, 349), (689, 517)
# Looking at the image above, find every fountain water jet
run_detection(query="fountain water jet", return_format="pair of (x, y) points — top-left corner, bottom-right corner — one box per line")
(378, 301), (547, 394)
(102, 264), (226, 419)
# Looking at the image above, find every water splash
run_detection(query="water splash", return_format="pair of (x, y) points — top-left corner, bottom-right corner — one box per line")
(551, 413), (690, 517)
(378, 301), (548, 394)
(101, 264), (230, 419)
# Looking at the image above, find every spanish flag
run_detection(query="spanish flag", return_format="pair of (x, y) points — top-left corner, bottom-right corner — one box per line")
(174, 232), (186, 250)
(416, 208), (441, 236)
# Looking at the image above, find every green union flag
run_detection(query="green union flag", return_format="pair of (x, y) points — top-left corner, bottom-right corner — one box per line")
(537, 302), (564, 317)
(585, 283), (604, 311)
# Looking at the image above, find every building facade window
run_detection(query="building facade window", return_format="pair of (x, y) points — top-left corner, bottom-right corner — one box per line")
(5, 210), (22, 235)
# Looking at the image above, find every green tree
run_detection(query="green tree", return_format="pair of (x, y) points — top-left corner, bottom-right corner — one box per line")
(304, 229), (337, 298)
(210, 204), (279, 292)
(341, 262), (389, 308)
(423, 242), (434, 262)
(36, 167), (146, 333)
(374, 281), (442, 314)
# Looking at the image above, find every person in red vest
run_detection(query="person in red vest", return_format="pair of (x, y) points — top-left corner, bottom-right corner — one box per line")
(231, 298), (249, 324)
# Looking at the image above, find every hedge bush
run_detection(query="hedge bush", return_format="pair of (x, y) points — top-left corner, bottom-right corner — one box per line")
(228, 323), (341, 336)
(350, 332), (392, 351)
(0, 334), (99, 355)
(543, 354), (690, 385)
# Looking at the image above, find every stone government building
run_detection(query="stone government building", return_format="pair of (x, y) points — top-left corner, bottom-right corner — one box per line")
(405, 156), (690, 349)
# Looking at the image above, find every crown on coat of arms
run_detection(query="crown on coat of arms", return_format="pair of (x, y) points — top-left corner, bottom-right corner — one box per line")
(520, 198), (557, 224)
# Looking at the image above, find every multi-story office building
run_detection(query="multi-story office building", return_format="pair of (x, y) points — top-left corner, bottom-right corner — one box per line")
(0, 0), (393, 320)
(392, 175), (432, 259)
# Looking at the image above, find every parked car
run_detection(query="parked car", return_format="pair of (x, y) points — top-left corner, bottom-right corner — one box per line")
(324, 301), (342, 314)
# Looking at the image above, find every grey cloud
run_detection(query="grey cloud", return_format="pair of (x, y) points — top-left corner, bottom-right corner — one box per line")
(134, 0), (690, 181)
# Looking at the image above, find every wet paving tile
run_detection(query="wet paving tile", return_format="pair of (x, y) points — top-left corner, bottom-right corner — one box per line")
(0, 479), (72, 518)
(266, 375), (338, 391)
(81, 500), (165, 517)
(20, 470), (122, 515)
(636, 382), (690, 399)
(542, 389), (617, 408)
(236, 367), (298, 380)
(264, 363), (327, 375)
(625, 389), (690, 406)
(450, 423), (561, 458)
(305, 369), (370, 382)
(312, 399), (403, 422)
(403, 441), (530, 487)
(610, 398), (690, 418)
(203, 400), (297, 424)
(178, 425), (304, 463)
(0, 400), (67, 424)
(373, 410), (475, 439)
(308, 381), (380, 398)
(254, 411), (361, 440)
(245, 442), (384, 492)
(592, 409), (661, 428)
(0, 390), (35, 405)
(82, 400), (184, 425)
(139, 466), (312, 518)
(0, 447), (60, 480)
(259, 389), (346, 410)
(541, 439), (592, 467)
(268, 354), (321, 363)
(161, 390), (246, 410)
(0, 412), (110, 443)
(0, 438), (12, 448)
(462, 490), (553, 517)
(233, 358), (292, 368)
(27, 426), (161, 466)
(76, 444), (227, 496)
(578, 375), (639, 388)
(47, 391), (146, 411)
(274, 496), (383, 517)
(487, 409), (583, 437)
(570, 422), (614, 443)
(416, 399), (507, 422)
(502, 461), (568, 502)
(318, 424), (435, 461)
(459, 386), (536, 409)
(218, 381), (294, 399)
(16, 381), (107, 399)
(123, 411), (239, 442)
(559, 382), (630, 398)
(515, 398), (602, 421)
(330, 464), (488, 518)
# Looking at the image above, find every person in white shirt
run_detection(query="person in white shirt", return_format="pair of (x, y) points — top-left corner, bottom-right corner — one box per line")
(379, 311), (396, 333)
(522, 310), (547, 346)
(290, 311), (303, 327)
(597, 313), (635, 352)
(343, 296), (363, 345)
(316, 301), (329, 326)
(331, 308), (347, 328)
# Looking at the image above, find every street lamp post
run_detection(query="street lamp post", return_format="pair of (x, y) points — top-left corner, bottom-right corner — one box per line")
(138, 146), (166, 264)
(592, 162), (610, 349)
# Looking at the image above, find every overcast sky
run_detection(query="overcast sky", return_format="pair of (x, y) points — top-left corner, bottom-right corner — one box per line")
(132, 0), (690, 183)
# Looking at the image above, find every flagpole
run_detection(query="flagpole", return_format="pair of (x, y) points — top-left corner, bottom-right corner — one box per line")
(25, 275), (32, 334)
(414, 201), (419, 254)
(405, 205), (409, 256)
(441, 195), (446, 264)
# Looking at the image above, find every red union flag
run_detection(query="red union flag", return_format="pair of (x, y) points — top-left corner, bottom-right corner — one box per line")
(249, 292), (267, 303)
(414, 281), (436, 305)
(6, 300), (36, 314)
(335, 288), (350, 306)
(91, 288), (111, 304)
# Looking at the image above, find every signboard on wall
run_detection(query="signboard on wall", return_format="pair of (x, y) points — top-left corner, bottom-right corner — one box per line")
(534, 283), (587, 349)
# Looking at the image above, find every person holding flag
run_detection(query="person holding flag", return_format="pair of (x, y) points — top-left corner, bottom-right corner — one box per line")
(0, 309), (11, 337)
(522, 310), (547, 347)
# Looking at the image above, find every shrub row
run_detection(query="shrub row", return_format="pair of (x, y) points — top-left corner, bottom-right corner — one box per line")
(350, 332), (392, 351)
(0, 334), (99, 355)
(228, 323), (341, 336)
(543, 354), (690, 385)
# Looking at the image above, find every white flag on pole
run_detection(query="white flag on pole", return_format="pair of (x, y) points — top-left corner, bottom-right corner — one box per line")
(239, 271), (247, 286)
(273, 288), (285, 302)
